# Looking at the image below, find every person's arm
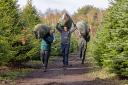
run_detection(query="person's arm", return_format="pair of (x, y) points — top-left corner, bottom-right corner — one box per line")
(52, 33), (55, 42)
(69, 23), (77, 33)
(56, 23), (63, 33)
(48, 34), (54, 43)
(78, 31), (82, 38)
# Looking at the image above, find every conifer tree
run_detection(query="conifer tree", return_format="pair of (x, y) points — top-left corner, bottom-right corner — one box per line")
(92, 0), (128, 76)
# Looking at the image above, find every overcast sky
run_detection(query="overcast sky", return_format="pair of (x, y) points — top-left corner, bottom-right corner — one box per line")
(18, 0), (110, 14)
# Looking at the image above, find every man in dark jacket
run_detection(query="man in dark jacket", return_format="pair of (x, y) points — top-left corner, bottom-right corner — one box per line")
(56, 23), (76, 68)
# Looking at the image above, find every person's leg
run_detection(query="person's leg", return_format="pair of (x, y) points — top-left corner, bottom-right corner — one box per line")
(82, 42), (87, 64)
(61, 44), (66, 66)
(65, 44), (70, 66)
(79, 40), (83, 59)
(79, 45), (83, 59)
(40, 49), (45, 65)
(43, 51), (50, 70)
(82, 48), (86, 64)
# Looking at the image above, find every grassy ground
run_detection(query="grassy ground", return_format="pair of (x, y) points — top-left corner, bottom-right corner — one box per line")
(0, 56), (59, 85)
(0, 68), (32, 80)
(0, 67), (33, 85)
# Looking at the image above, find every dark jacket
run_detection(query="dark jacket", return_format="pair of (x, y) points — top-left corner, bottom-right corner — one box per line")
(41, 33), (54, 51)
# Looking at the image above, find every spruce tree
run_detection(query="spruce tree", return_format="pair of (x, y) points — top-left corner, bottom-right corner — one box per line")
(21, 0), (41, 29)
(92, 0), (128, 77)
(0, 0), (21, 65)
(20, 0), (41, 60)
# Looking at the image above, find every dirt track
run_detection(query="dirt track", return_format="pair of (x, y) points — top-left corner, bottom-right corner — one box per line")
(16, 54), (119, 85)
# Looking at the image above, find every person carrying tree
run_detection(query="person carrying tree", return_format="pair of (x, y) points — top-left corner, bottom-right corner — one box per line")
(40, 29), (55, 72)
(76, 21), (90, 64)
(56, 21), (76, 68)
